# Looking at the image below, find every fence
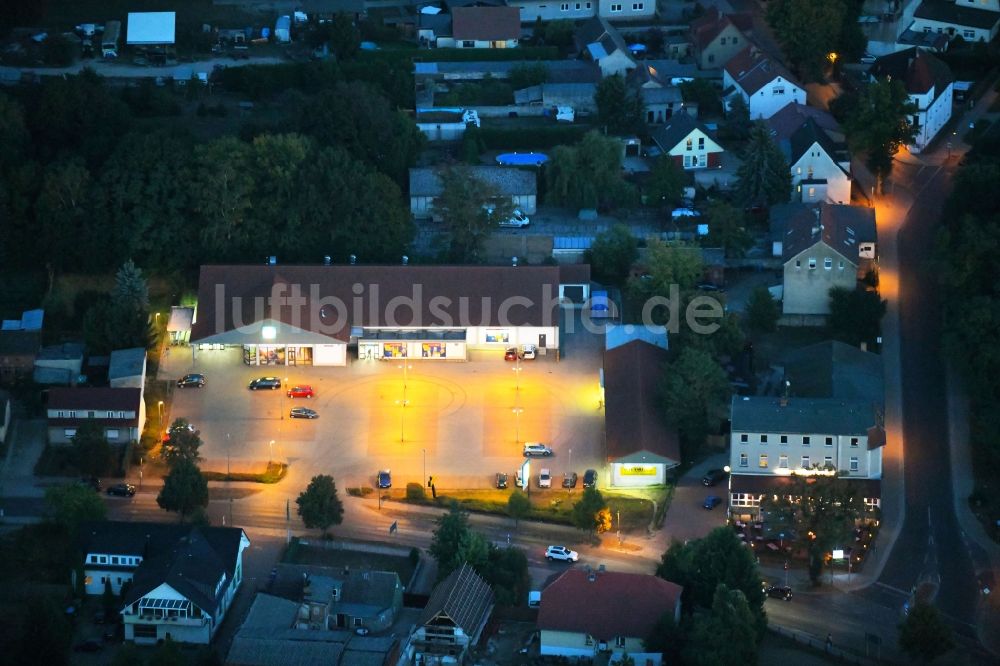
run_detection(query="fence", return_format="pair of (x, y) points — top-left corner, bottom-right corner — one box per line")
(769, 624), (884, 665)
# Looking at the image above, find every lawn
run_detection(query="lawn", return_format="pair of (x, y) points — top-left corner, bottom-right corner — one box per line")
(283, 539), (416, 584)
(400, 487), (668, 533)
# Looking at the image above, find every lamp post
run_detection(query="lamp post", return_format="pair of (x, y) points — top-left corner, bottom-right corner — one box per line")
(512, 407), (523, 445)
(157, 401), (164, 430)
(513, 359), (522, 392)
(139, 456), (143, 490)
(396, 398), (409, 443)
(723, 464), (732, 520)
(422, 448), (426, 488)
(269, 439), (274, 464)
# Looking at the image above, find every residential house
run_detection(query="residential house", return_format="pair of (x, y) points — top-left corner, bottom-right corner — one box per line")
(510, 0), (654, 23)
(690, 7), (753, 69)
(109, 348), (147, 389)
(405, 563), (494, 665)
(627, 64), (686, 124)
(766, 103), (851, 204)
(46, 386), (145, 445)
(268, 564), (404, 633)
(295, 0), (366, 22)
(77, 521), (250, 645)
(227, 593), (402, 666)
(0, 308), (43, 384)
(574, 17), (636, 77)
(604, 339), (681, 487)
(515, 82), (599, 114)
(409, 166), (537, 219)
(869, 48), (953, 153)
(650, 112), (725, 170)
(538, 568), (682, 663)
(33, 342), (85, 385)
(777, 203), (877, 319)
(417, 10), (453, 46)
(780, 339), (885, 403)
(909, 0), (1000, 43)
(437, 6), (520, 48)
(723, 46), (805, 119)
(728, 394), (884, 519)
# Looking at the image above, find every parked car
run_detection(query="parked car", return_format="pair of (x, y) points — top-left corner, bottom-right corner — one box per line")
(583, 469), (597, 489)
(377, 470), (392, 489)
(354, 626), (370, 636)
(703, 495), (722, 510)
(520, 344), (537, 360)
(106, 483), (136, 497)
(498, 209), (531, 228)
(286, 385), (314, 398)
(562, 472), (578, 488)
(696, 283), (724, 292)
(539, 468), (552, 488)
(504, 347), (518, 361)
(515, 469), (523, 487)
(766, 585), (793, 601)
(545, 545), (579, 562)
(249, 376), (281, 390)
(496, 472), (508, 489)
(290, 407), (318, 419)
(523, 442), (553, 457)
(702, 469), (728, 486)
(177, 373), (205, 388)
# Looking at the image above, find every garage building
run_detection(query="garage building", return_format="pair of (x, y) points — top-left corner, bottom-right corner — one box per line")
(190, 264), (587, 366)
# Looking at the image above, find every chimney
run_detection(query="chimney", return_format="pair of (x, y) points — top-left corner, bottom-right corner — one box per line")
(349, 254), (357, 265)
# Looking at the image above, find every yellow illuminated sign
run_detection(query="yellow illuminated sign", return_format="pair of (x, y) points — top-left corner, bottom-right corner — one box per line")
(620, 465), (657, 476)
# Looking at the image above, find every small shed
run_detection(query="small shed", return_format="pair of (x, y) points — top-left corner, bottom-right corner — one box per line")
(108, 348), (147, 389)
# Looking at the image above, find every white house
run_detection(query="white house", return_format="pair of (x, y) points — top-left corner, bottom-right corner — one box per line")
(573, 17), (636, 78)
(723, 46), (805, 120)
(728, 393), (885, 518)
(437, 6), (520, 49)
(909, 0), (1000, 43)
(869, 48), (953, 153)
(650, 112), (725, 170)
(77, 522), (250, 645)
(510, 0), (654, 23)
(538, 568), (682, 663)
(46, 387), (145, 445)
(766, 104), (851, 205)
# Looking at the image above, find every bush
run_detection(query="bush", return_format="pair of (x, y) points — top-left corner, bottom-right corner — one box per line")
(406, 482), (426, 500)
(347, 487), (374, 497)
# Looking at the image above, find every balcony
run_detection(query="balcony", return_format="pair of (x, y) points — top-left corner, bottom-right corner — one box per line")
(123, 613), (207, 627)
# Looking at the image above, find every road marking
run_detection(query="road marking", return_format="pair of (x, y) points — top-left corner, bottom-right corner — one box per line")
(873, 581), (909, 597)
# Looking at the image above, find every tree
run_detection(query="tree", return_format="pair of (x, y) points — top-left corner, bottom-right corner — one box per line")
(760, 473), (864, 584)
(631, 239), (704, 297)
(430, 503), (489, 580)
(898, 602), (955, 663)
(44, 483), (107, 532)
(704, 201), (752, 259)
(434, 165), (504, 262)
(683, 584), (760, 666)
(844, 78), (918, 191)
(482, 545), (530, 606)
(110, 644), (145, 666)
(546, 131), (637, 210)
(585, 224), (639, 286)
(724, 95), (752, 141)
(542, 19), (576, 50)
(72, 422), (116, 478)
(148, 638), (186, 666)
(508, 63), (549, 90)
(327, 13), (361, 60)
(191, 136), (258, 260)
(595, 507), (613, 534)
(745, 286), (780, 334)
(507, 490), (531, 528)
(595, 74), (644, 135)
(767, 0), (863, 81)
(662, 347), (730, 456)
(461, 125), (486, 164)
(35, 157), (93, 272)
(571, 487), (608, 534)
(646, 156), (685, 208)
(12, 596), (72, 666)
(656, 528), (766, 636)
(296, 474), (345, 537)
(84, 260), (153, 354)
(644, 610), (686, 663)
(735, 122), (792, 206)
(157, 458), (209, 520)
(103, 578), (117, 616)
(828, 286), (886, 348)
(679, 79), (723, 118)
(161, 418), (203, 466)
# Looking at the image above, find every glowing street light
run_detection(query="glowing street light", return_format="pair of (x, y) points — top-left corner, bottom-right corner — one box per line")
(157, 401), (164, 429)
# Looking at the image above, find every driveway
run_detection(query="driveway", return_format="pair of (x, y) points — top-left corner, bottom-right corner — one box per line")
(159, 320), (605, 494)
(659, 454), (729, 546)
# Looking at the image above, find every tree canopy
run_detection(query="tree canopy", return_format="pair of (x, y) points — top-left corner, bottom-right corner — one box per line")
(430, 503), (490, 580)
(766, 0), (865, 81)
(507, 490), (531, 527)
(546, 131), (636, 210)
(735, 122), (792, 206)
(296, 474), (345, 536)
(595, 74), (644, 135)
(662, 347), (731, 457)
(828, 286), (886, 348)
(72, 422), (116, 478)
(44, 483), (107, 533)
(161, 418), (203, 466)
(844, 78), (918, 190)
(683, 585), (761, 666)
(585, 224), (639, 286)
(898, 602), (954, 663)
(157, 458), (209, 519)
(434, 165), (505, 263)
(571, 487), (608, 533)
(745, 286), (780, 334)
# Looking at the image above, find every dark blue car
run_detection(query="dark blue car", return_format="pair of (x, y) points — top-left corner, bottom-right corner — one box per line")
(703, 495), (722, 510)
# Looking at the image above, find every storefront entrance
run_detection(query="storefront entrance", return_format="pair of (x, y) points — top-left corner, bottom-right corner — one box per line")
(242, 345), (314, 366)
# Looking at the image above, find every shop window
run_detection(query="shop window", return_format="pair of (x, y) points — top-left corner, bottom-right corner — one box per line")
(485, 330), (509, 343)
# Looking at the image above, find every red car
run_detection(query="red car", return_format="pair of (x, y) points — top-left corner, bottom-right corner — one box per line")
(504, 347), (518, 361)
(286, 385), (314, 399)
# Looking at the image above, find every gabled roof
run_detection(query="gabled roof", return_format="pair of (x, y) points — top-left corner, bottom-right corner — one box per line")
(869, 47), (953, 96)
(538, 570), (682, 641)
(48, 387), (141, 412)
(650, 113), (720, 153)
(419, 563), (494, 636)
(108, 348), (146, 381)
(451, 6), (520, 41)
(690, 7), (753, 51)
(731, 395), (878, 435)
(604, 340), (681, 466)
(766, 103), (841, 146)
(574, 16), (631, 61)
(409, 166), (536, 197)
(780, 203), (877, 262)
(725, 46), (800, 96)
(913, 0), (1000, 30)
(781, 340), (884, 405)
(788, 118), (848, 171)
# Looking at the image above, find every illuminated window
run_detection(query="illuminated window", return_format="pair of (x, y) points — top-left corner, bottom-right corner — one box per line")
(759, 454), (768, 468)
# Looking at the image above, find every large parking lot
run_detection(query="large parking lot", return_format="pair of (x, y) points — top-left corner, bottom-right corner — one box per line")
(159, 319), (606, 492)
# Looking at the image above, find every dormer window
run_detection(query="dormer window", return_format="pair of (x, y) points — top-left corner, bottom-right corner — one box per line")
(686, 138), (693, 151)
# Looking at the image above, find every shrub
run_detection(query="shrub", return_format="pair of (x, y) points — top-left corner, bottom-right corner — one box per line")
(347, 487), (374, 497)
(406, 482), (426, 500)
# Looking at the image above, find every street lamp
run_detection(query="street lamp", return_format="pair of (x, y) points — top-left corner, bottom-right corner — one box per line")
(395, 398), (409, 443)
(723, 465), (732, 520)
(157, 401), (164, 430)
(512, 407), (523, 445)
(512, 359), (522, 392)
(422, 448), (426, 488)
(269, 439), (274, 464)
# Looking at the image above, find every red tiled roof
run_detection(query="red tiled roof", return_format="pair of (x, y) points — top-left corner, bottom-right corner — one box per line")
(724, 46), (799, 95)
(604, 340), (681, 465)
(690, 7), (753, 51)
(451, 6), (520, 42)
(48, 387), (142, 412)
(538, 569), (682, 641)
